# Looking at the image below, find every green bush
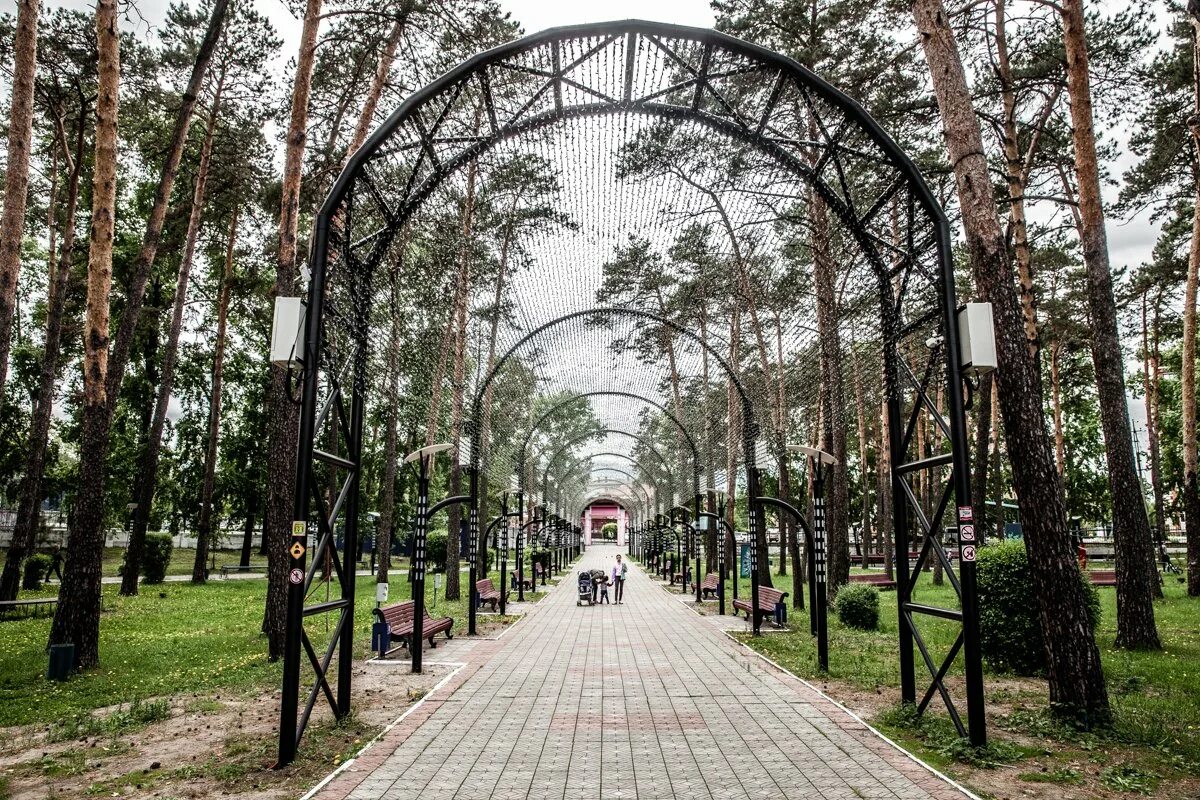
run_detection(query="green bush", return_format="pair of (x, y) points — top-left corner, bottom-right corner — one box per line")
(426, 532), (447, 573)
(22, 554), (52, 590)
(835, 584), (880, 630)
(976, 539), (1100, 675)
(141, 534), (174, 584)
(601, 522), (617, 540)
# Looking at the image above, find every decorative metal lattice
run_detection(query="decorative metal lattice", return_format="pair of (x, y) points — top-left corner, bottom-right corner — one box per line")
(279, 20), (985, 766)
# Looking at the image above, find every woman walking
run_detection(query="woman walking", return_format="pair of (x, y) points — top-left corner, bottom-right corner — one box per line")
(612, 554), (628, 604)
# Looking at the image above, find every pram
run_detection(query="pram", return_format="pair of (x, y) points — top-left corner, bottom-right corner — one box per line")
(577, 571), (594, 606)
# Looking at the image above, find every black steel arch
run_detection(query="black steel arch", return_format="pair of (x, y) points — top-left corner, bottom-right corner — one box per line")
(516, 390), (702, 490)
(539, 429), (675, 504)
(283, 18), (984, 766)
(556, 452), (660, 516)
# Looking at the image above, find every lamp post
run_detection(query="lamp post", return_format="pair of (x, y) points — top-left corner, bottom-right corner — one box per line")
(792, 444), (836, 671)
(403, 443), (453, 674)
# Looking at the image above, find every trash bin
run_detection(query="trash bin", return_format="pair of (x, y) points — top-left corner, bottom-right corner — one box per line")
(371, 622), (390, 653)
(47, 643), (74, 681)
(774, 602), (786, 627)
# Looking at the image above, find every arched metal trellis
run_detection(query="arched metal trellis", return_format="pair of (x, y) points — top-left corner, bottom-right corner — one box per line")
(280, 19), (984, 766)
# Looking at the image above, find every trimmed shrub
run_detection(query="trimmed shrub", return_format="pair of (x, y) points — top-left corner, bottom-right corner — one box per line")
(836, 584), (880, 630)
(976, 539), (1100, 675)
(142, 534), (174, 584)
(22, 554), (52, 590)
(600, 522), (617, 540)
(426, 532), (447, 573)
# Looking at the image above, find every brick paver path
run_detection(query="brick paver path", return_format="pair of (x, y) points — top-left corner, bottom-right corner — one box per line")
(314, 545), (971, 800)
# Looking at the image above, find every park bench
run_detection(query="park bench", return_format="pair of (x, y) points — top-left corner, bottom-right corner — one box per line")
(219, 563), (266, 578)
(476, 578), (503, 611)
(511, 570), (534, 591)
(699, 573), (720, 599)
(0, 597), (58, 618)
(849, 572), (896, 589)
(732, 585), (789, 628)
(1088, 570), (1117, 587)
(670, 570), (691, 590)
(373, 600), (453, 656)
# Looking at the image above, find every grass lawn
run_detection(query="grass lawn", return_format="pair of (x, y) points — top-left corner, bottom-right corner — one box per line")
(0, 566), (521, 729)
(702, 562), (1200, 797)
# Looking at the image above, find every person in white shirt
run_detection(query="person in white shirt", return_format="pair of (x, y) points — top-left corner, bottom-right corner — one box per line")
(612, 554), (628, 604)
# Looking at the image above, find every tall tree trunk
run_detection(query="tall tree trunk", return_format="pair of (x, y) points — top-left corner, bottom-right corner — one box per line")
(48, 0), (120, 668)
(811, 187), (850, 595)
(194, 208), (238, 582)
(103, 0), (230, 413)
(995, 0), (1040, 358)
(347, 5), (413, 155)
(1062, 0), (1159, 649)
(376, 270), (403, 586)
(971, 372), (993, 543)
(126, 79), (225, 594)
(0, 110), (85, 602)
(265, 0), (322, 660)
(446, 138), (481, 602)
(1141, 292), (1164, 598)
(852, 348), (872, 566)
(914, 0), (1110, 724)
(0, 0), (41, 404)
(725, 309), (741, 580)
(1184, 8), (1200, 597)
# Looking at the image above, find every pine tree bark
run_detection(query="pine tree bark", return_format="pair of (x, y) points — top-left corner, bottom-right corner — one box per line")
(0, 110), (85, 602)
(852, 348), (873, 566)
(446, 144), (481, 602)
(914, 0), (1111, 724)
(1061, 0), (1159, 648)
(48, 0), (120, 668)
(377, 270), (403, 586)
(1184, 8), (1200, 597)
(811, 187), (850, 594)
(971, 372), (993, 543)
(0, 0), (42, 404)
(265, 0), (322, 660)
(103, 0), (230, 412)
(125, 78), (225, 594)
(195, 209), (238, 583)
(1140, 292), (1164, 597)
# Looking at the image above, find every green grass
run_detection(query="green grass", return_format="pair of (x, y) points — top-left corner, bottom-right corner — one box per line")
(0, 567), (520, 728)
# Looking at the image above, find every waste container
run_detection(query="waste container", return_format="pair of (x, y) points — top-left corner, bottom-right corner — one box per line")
(47, 643), (74, 681)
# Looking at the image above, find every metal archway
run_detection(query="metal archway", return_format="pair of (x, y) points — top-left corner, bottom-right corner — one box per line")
(283, 19), (983, 765)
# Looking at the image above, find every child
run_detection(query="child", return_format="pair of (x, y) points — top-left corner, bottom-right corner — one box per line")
(598, 575), (610, 604)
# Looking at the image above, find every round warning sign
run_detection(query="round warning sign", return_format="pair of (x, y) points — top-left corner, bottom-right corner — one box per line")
(962, 545), (977, 562)
(289, 568), (304, 585)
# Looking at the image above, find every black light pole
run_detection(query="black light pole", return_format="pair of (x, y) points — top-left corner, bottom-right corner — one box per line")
(516, 515), (526, 602)
(468, 464), (479, 636)
(499, 492), (510, 617)
(795, 445), (835, 672)
(715, 513), (726, 615)
(404, 443), (452, 674)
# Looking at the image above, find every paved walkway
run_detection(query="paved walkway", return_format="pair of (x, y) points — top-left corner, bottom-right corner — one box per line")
(314, 545), (971, 800)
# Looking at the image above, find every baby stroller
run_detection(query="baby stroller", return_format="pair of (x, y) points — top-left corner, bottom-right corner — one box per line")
(577, 571), (594, 606)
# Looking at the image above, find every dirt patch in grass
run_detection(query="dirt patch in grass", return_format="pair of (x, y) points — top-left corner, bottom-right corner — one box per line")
(0, 661), (449, 800)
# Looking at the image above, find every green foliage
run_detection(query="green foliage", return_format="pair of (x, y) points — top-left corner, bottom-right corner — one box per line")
(141, 534), (173, 584)
(834, 584), (879, 630)
(48, 697), (170, 743)
(976, 540), (1100, 675)
(1018, 767), (1083, 785)
(22, 554), (51, 590)
(426, 532), (447, 573)
(877, 703), (1028, 768)
(600, 522), (617, 540)
(1099, 764), (1159, 795)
